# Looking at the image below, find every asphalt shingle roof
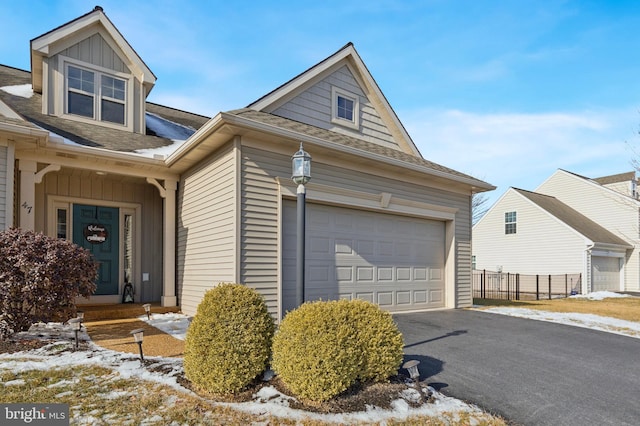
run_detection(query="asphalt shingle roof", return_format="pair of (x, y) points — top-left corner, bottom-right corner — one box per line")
(513, 188), (630, 246)
(0, 65), (209, 152)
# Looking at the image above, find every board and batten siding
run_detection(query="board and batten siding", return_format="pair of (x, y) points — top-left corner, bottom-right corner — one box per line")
(177, 143), (237, 316)
(240, 143), (473, 316)
(0, 145), (7, 229)
(271, 65), (398, 151)
(39, 170), (164, 300)
(473, 190), (587, 276)
(537, 171), (640, 291)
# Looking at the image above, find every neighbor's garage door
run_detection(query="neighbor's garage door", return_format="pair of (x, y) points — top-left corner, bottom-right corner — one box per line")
(282, 201), (445, 316)
(591, 256), (621, 292)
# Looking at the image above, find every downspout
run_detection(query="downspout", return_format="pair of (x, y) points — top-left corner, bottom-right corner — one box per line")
(584, 242), (595, 295)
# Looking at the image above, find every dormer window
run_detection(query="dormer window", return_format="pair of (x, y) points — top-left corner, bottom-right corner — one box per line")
(66, 63), (126, 126)
(331, 87), (359, 130)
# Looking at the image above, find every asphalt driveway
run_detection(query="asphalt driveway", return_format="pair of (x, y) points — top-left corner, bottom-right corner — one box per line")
(394, 309), (640, 426)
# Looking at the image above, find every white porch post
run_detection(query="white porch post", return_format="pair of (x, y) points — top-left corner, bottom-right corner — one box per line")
(161, 178), (177, 307)
(18, 160), (37, 230)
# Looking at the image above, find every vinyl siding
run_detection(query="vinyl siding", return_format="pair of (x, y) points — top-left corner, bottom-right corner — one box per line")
(38, 170), (164, 301)
(240, 144), (472, 316)
(473, 190), (587, 275)
(537, 171), (640, 291)
(177, 143), (237, 316)
(272, 65), (398, 150)
(0, 145), (7, 229)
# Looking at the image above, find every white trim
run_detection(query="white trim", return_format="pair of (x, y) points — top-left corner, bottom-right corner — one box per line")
(331, 86), (360, 130)
(276, 177), (458, 221)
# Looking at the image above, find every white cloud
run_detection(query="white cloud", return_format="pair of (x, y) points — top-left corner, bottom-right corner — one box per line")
(403, 107), (639, 206)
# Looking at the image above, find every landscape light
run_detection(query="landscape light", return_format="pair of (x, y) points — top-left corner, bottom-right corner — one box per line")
(68, 318), (82, 350)
(402, 359), (421, 382)
(142, 303), (152, 320)
(130, 328), (145, 362)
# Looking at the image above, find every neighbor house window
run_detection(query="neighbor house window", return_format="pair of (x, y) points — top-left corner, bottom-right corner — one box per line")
(505, 211), (517, 234)
(472, 255), (477, 270)
(331, 87), (359, 129)
(66, 64), (126, 125)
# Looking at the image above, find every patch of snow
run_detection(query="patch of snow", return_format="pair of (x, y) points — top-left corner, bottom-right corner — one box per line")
(139, 313), (190, 340)
(4, 379), (26, 386)
(0, 84), (33, 98)
(570, 291), (631, 300)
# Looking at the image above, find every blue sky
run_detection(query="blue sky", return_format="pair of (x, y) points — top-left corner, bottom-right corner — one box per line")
(2, 1), (640, 209)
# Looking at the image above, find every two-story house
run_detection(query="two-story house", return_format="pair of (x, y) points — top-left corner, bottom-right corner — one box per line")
(473, 169), (639, 294)
(0, 6), (494, 318)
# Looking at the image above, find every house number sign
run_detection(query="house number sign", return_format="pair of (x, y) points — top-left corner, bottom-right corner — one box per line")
(84, 224), (108, 244)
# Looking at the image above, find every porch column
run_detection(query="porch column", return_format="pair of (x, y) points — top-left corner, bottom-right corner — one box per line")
(162, 178), (177, 307)
(18, 160), (37, 230)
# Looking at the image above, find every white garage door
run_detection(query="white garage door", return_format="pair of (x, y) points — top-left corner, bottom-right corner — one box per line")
(591, 256), (621, 292)
(282, 201), (445, 316)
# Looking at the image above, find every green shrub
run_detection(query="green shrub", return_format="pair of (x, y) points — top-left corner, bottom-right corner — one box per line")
(345, 299), (404, 382)
(271, 298), (404, 402)
(0, 228), (98, 340)
(183, 283), (275, 395)
(271, 299), (361, 402)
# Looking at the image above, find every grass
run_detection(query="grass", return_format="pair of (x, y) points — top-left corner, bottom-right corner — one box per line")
(474, 296), (640, 323)
(0, 359), (506, 425)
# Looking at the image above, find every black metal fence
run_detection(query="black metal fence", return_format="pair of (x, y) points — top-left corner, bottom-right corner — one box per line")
(473, 270), (582, 300)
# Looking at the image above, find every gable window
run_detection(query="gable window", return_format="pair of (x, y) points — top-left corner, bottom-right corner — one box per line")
(331, 87), (360, 129)
(66, 64), (126, 125)
(505, 211), (517, 234)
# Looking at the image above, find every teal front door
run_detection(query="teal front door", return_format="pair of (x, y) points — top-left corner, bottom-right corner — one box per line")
(73, 204), (120, 295)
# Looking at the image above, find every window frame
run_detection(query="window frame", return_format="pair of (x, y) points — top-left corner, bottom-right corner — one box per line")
(61, 57), (131, 129)
(331, 87), (360, 130)
(505, 211), (517, 235)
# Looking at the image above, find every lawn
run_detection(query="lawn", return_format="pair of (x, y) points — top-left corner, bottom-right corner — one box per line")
(474, 295), (640, 322)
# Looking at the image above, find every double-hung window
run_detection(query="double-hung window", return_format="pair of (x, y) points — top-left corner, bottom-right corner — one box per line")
(505, 211), (517, 234)
(66, 64), (126, 126)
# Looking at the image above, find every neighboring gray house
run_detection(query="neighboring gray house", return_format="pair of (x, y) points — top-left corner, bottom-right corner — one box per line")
(473, 170), (639, 294)
(0, 6), (493, 319)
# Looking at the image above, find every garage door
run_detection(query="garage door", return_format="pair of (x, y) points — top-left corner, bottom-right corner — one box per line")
(282, 201), (445, 316)
(591, 256), (621, 292)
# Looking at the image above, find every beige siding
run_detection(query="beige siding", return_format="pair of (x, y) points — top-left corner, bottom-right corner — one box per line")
(272, 65), (399, 150)
(177, 143), (237, 316)
(38, 170), (164, 300)
(60, 33), (127, 73)
(0, 145), (6, 229)
(473, 190), (587, 276)
(240, 144), (472, 316)
(537, 171), (640, 291)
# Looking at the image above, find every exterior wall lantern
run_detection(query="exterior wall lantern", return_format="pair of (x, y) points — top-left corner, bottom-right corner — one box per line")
(130, 328), (145, 362)
(291, 142), (311, 308)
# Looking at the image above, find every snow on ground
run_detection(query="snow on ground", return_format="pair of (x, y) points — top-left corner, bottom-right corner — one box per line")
(2, 291), (637, 424)
(474, 291), (640, 339)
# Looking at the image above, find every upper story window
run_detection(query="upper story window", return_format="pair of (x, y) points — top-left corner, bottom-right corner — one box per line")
(66, 64), (126, 126)
(505, 211), (517, 234)
(331, 87), (360, 130)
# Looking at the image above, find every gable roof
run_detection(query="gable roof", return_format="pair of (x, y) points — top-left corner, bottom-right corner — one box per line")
(247, 43), (422, 157)
(513, 188), (631, 247)
(592, 171), (635, 185)
(30, 6), (155, 94)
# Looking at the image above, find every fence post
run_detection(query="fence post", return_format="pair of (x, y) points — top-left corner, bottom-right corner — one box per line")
(536, 275), (540, 300)
(565, 274), (568, 298)
(482, 269), (485, 299)
(548, 274), (552, 300)
(507, 272), (510, 300)
(516, 273), (520, 300)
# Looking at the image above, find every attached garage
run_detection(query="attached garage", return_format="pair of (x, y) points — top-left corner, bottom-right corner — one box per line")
(282, 200), (445, 316)
(591, 256), (622, 292)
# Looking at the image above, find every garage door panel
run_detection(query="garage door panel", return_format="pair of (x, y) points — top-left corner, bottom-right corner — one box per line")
(282, 201), (445, 315)
(592, 256), (621, 292)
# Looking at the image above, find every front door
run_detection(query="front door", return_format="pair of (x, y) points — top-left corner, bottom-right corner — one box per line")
(73, 204), (120, 295)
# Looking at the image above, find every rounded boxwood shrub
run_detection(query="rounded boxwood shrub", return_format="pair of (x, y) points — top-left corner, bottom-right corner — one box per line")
(345, 299), (404, 382)
(184, 283), (275, 395)
(271, 299), (362, 402)
(272, 298), (405, 402)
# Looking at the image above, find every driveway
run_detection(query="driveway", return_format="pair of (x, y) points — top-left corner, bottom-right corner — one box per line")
(394, 310), (640, 426)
